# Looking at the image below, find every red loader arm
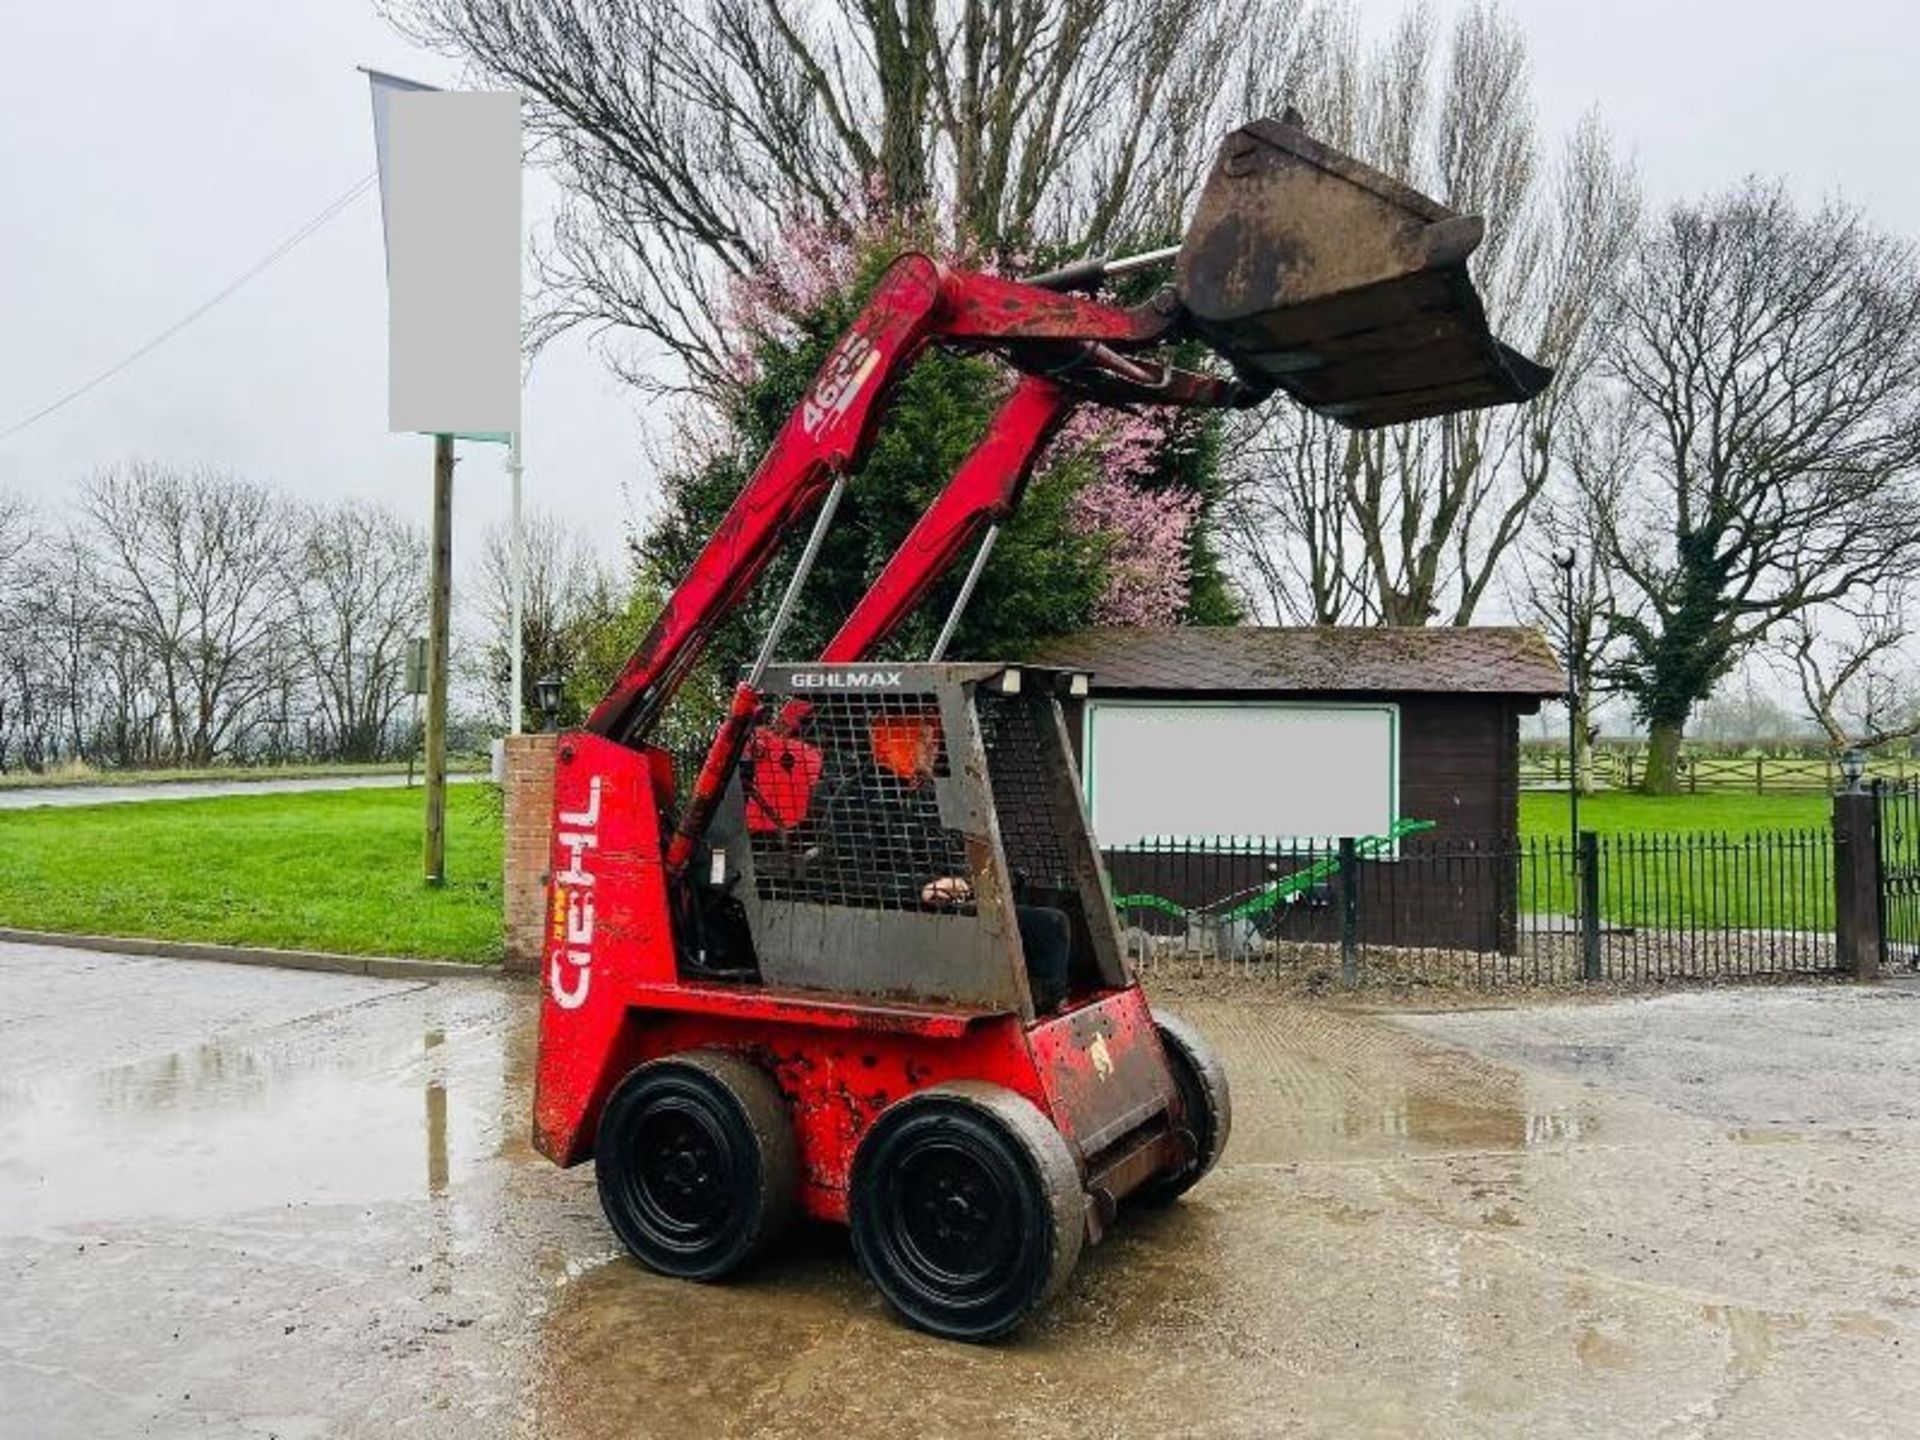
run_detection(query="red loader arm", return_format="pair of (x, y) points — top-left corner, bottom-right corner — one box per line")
(817, 372), (1072, 664)
(584, 255), (946, 746)
(585, 256), (1174, 749)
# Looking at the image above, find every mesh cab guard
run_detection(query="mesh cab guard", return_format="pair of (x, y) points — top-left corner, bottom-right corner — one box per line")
(716, 663), (1127, 1018)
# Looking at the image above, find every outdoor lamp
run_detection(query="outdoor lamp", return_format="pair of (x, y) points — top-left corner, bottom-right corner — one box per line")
(1842, 747), (1867, 792)
(535, 675), (564, 731)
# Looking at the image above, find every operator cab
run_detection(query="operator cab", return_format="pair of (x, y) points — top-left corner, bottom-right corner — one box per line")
(686, 662), (1124, 1022)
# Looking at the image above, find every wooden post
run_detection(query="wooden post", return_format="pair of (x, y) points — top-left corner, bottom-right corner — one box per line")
(1833, 788), (1882, 981)
(424, 434), (454, 886)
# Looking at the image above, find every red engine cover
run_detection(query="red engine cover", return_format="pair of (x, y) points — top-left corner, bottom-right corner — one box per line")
(532, 731), (677, 1166)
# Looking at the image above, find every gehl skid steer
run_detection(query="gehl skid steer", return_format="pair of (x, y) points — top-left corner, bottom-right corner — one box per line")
(533, 114), (1549, 1341)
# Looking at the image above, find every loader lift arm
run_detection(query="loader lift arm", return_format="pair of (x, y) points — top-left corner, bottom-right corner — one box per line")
(590, 256), (1245, 880)
(584, 255), (1215, 750)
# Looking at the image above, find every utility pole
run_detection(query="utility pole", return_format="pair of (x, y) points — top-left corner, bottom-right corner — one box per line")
(424, 433), (455, 885)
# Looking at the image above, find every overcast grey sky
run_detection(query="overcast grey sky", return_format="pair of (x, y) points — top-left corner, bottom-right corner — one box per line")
(0, 0), (648, 566)
(3, 0), (1917, 581)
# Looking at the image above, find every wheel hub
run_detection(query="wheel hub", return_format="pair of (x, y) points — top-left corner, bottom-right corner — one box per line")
(634, 1104), (732, 1234)
(894, 1143), (1013, 1282)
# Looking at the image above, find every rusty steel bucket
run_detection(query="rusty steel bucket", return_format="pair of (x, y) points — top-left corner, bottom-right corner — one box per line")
(1175, 114), (1551, 428)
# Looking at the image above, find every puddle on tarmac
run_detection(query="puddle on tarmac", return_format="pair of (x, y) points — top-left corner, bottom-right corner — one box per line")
(1167, 1002), (1610, 1171)
(0, 985), (521, 1233)
(1214, 1018), (1600, 1164)
(1338, 1092), (1594, 1150)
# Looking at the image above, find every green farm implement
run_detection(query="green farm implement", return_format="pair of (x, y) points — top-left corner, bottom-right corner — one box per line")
(1115, 819), (1438, 957)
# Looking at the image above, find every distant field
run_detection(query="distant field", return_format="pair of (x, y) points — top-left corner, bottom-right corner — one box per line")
(0, 786), (503, 963)
(1519, 791), (1829, 837)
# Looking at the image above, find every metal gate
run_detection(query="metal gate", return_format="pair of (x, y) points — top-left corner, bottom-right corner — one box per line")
(1877, 780), (1920, 970)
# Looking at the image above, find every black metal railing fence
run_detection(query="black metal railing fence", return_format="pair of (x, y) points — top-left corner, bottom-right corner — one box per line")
(1105, 829), (1838, 987)
(1877, 779), (1920, 971)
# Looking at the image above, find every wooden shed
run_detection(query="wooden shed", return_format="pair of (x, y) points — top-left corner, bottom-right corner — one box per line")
(1030, 626), (1564, 951)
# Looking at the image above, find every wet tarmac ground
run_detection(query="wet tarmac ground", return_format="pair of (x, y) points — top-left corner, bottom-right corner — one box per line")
(3, 941), (1919, 1438)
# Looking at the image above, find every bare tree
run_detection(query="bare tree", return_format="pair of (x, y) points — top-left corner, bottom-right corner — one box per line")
(0, 493), (37, 770)
(1508, 390), (1641, 790)
(33, 535), (111, 765)
(386, 0), (1342, 393)
(477, 511), (621, 726)
(0, 491), (26, 583)
(82, 464), (296, 766)
(291, 502), (428, 761)
(1593, 182), (1920, 792)
(1217, 394), (1367, 624)
(0, 524), (154, 771)
(1691, 666), (1809, 744)
(1782, 595), (1920, 753)
(1217, 6), (1639, 628)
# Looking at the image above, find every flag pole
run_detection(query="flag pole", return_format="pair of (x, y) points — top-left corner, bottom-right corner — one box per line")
(508, 428), (525, 734)
(424, 433), (455, 886)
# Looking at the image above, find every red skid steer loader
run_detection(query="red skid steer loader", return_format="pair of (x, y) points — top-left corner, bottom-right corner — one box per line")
(532, 114), (1550, 1341)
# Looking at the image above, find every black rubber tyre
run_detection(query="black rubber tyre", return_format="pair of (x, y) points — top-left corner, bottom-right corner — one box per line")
(849, 1082), (1084, 1343)
(594, 1049), (797, 1282)
(1139, 1009), (1233, 1205)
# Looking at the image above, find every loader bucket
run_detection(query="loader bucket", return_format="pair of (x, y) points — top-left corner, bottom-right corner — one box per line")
(1175, 115), (1551, 428)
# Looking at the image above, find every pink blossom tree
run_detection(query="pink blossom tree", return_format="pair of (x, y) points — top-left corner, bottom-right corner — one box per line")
(1054, 408), (1203, 626)
(709, 201), (1219, 631)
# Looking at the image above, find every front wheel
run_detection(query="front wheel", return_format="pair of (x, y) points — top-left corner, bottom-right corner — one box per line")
(1139, 1010), (1232, 1204)
(849, 1082), (1084, 1342)
(594, 1049), (797, 1281)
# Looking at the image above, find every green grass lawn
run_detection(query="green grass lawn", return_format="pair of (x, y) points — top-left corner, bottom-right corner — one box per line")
(1520, 790), (1830, 836)
(0, 786), (504, 963)
(1516, 791), (1833, 930)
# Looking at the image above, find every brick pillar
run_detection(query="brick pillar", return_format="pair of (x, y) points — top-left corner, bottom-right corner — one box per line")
(502, 733), (559, 975)
(1833, 788), (1882, 981)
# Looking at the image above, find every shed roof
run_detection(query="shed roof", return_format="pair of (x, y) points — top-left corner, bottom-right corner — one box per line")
(1030, 626), (1564, 697)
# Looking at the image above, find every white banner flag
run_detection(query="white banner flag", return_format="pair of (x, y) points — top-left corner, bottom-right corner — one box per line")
(366, 74), (521, 437)
(364, 68), (437, 278)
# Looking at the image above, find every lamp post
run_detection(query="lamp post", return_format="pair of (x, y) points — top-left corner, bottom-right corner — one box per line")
(1551, 547), (1581, 850)
(1842, 746), (1868, 794)
(535, 675), (564, 733)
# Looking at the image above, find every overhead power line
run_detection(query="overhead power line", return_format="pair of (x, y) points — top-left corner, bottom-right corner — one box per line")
(0, 172), (378, 444)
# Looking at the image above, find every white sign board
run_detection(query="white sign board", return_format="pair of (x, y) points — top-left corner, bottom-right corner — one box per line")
(1083, 701), (1398, 846)
(381, 90), (521, 435)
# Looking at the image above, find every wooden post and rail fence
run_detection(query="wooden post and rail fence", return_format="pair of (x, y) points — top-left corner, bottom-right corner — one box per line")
(1521, 747), (1920, 795)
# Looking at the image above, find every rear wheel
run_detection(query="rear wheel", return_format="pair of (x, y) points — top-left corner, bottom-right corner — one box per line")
(1140, 1010), (1232, 1205)
(849, 1082), (1084, 1342)
(594, 1049), (797, 1281)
